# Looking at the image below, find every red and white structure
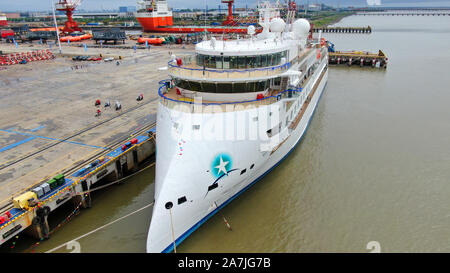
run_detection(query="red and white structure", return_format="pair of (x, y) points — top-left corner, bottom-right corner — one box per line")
(135, 0), (259, 34)
(0, 12), (8, 26)
(55, 0), (83, 33)
(135, 0), (174, 30)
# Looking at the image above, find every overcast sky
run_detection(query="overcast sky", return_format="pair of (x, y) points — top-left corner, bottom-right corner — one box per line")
(1, 0), (450, 12)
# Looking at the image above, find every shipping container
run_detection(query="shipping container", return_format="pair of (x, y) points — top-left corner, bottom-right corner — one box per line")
(54, 174), (65, 186)
(32, 186), (44, 198)
(41, 182), (51, 194)
(47, 178), (58, 190)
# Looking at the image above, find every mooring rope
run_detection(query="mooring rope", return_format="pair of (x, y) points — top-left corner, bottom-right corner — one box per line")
(169, 207), (177, 253)
(44, 201), (154, 253)
(76, 161), (156, 195)
(23, 161), (156, 253)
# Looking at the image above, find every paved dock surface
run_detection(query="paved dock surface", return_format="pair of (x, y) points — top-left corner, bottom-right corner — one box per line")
(0, 42), (192, 205)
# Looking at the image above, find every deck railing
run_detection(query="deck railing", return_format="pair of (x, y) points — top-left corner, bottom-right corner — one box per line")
(167, 58), (292, 80)
(158, 81), (302, 112)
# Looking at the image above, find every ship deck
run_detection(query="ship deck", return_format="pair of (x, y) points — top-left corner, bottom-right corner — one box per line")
(160, 87), (288, 112)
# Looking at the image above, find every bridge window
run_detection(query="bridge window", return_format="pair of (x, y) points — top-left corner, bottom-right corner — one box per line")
(196, 51), (288, 69)
(174, 79), (270, 93)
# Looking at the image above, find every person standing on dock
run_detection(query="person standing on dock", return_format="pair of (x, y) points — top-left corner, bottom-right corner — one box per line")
(115, 101), (121, 111)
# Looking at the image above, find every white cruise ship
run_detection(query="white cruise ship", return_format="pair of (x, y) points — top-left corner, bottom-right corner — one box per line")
(147, 1), (328, 253)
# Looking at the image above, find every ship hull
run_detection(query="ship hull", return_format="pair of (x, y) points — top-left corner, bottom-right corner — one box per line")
(147, 58), (328, 253)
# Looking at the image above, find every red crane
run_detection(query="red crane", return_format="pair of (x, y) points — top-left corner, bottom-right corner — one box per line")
(221, 0), (235, 26)
(56, 0), (83, 33)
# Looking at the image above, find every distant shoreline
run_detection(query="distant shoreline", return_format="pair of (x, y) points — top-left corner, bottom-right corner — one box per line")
(311, 12), (356, 28)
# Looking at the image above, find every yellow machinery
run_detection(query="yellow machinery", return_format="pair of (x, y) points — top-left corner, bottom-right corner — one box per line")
(13, 192), (38, 210)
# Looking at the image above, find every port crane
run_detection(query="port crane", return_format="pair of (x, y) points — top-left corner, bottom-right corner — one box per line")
(221, 0), (236, 26)
(56, 0), (83, 33)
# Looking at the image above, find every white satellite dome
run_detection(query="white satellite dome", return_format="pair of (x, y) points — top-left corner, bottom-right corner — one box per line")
(270, 18), (286, 33)
(292, 18), (310, 38)
(247, 25), (256, 35)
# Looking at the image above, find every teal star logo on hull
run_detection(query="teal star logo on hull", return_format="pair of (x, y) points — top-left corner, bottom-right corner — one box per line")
(211, 154), (232, 178)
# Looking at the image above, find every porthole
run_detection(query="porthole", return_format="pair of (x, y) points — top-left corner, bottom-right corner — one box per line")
(165, 202), (173, 209)
(250, 164), (255, 169)
(240, 169), (247, 175)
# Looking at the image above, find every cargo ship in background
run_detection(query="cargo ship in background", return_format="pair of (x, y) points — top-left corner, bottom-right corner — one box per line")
(0, 12), (7, 27)
(135, 0), (262, 34)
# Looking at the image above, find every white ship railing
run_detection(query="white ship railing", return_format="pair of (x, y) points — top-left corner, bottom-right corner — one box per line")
(157, 80), (302, 113)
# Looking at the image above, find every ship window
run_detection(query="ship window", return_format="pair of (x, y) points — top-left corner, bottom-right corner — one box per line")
(208, 183), (218, 191)
(197, 54), (205, 67)
(217, 83), (232, 93)
(230, 56), (238, 69)
(178, 80), (190, 90)
(275, 52), (281, 65)
(178, 196), (187, 205)
(223, 56), (230, 69)
(202, 82), (216, 93)
(233, 82), (247, 93)
(189, 81), (202, 91)
(273, 77), (281, 86)
(247, 82), (256, 92)
(255, 55), (262, 67)
(250, 164), (254, 169)
(253, 117), (258, 122)
(205, 55), (215, 68)
(261, 55), (268, 67)
(240, 169), (246, 175)
(192, 125), (200, 130)
(216, 56), (223, 69)
(238, 56), (246, 69)
(256, 81), (266, 92)
(247, 56), (255, 68)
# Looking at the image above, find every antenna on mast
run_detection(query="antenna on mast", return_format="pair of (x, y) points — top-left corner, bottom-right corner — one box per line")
(51, 0), (62, 54)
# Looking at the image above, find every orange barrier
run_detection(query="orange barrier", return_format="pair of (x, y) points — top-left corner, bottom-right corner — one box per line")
(0, 50), (55, 66)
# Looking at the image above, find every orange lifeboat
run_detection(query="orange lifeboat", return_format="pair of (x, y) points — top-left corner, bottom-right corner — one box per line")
(30, 27), (64, 32)
(60, 34), (92, 42)
(137, 37), (164, 45)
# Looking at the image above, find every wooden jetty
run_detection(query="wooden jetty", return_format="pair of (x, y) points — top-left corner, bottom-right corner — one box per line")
(313, 26), (372, 34)
(328, 50), (388, 68)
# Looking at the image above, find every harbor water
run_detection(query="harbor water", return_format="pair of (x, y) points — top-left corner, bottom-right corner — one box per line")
(8, 14), (450, 253)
